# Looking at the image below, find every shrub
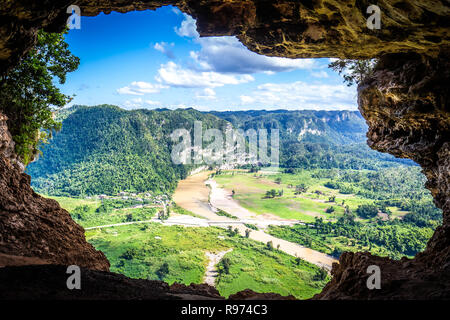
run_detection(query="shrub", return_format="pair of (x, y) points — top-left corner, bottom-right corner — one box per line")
(356, 204), (379, 219)
(156, 262), (170, 280)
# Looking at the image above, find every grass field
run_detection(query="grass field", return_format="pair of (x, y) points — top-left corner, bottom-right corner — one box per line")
(45, 195), (101, 212)
(47, 195), (157, 228)
(213, 170), (375, 222)
(49, 194), (329, 299)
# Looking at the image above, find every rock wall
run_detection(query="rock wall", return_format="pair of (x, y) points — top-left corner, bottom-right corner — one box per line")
(313, 49), (450, 299)
(0, 0), (449, 299)
(360, 52), (450, 222)
(0, 112), (110, 271)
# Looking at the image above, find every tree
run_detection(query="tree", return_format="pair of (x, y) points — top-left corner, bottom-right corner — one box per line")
(356, 204), (379, 219)
(220, 257), (231, 274)
(294, 183), (308, 195)
(275, 177), (282, 184)
(264, 189), (278, 198)
(156, 262), (170, 280)
(328, 59), (377, 87)
(227, 226), (238, 237)
(0, 30), (79, 164)
(331, 247), (343, 259)
(313, 267), (328, 281)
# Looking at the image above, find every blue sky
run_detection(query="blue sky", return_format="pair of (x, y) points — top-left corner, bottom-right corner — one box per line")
(62, 6), (357, 111)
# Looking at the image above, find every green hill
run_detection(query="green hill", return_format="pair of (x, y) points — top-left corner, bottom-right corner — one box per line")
(27, 105), (228, 196)
(27, 106), (413, 197)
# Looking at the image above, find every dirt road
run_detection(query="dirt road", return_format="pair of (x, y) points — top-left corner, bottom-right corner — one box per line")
(204, 249), (233, 286)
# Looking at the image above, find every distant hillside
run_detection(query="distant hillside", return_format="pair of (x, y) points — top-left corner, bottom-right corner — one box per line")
(210, 110), (368, 145)
(27, 105), (229, 196)
(27, 106), (413, 197)
(211, 110), (413, 170)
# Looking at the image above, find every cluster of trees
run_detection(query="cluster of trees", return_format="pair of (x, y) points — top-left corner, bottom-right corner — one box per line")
(218, 257), (231, 275)
(356, 204), (379, 219)
(324, 181), (354, 194)
(264, 189), (284, 198)
(274, 217), (435, 260)
(217, 209), (238, 220)
(321, 218), (434, 259)
(71, 205), (90, 220)
(227, 226), (240, 237)
(294, 183), (308, 195)
(270, 191), (441, 260)
(327, 167), (429, 201)
(280, 142), (412, 171)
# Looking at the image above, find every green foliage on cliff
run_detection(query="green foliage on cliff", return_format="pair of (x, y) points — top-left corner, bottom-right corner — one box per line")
(328, 59), (378, 86)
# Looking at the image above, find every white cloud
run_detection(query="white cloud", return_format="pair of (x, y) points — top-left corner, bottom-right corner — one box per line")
(154, 43), (165, 52)
(156, 61), (254, 88)
(117, 81), (167, 95)
(239, 81), (357, 110)
(154, 42), (175, 59)
(191, 36), (316, 74)
(174, 14), (198, 38)
(196, 88), (217, 100)
(123, 98), (144, 109)
(122, 98), (161, 109)
(175, 14), (317, 75)
(172, 7), (182, 15)
(145, 100), (161, 106)
(311, 70), (329, 78)
(240, 95), (256, 104)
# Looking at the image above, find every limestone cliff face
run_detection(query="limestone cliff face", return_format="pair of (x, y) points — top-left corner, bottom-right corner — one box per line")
(0, 1), (449, 299)
(314, 50), (450, 300)
(312, 51), (448, 300)
(360, 52), (450, 222)
(0, 112), (110, 271)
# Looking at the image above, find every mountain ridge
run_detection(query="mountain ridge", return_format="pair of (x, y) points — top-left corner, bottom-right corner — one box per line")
(27, 105), (412, 197)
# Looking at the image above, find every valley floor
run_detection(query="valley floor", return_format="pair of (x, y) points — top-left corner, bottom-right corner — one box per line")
(173, 171), (336, 270)
(48, 166), (440, 299)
